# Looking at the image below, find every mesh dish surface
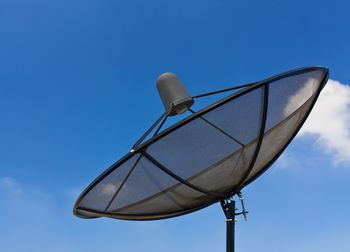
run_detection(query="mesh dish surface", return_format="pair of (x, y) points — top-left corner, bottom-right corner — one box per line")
(74, 66), (329, 220)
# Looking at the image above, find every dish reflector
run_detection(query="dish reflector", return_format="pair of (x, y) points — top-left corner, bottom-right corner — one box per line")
(74, 66), (329, 220)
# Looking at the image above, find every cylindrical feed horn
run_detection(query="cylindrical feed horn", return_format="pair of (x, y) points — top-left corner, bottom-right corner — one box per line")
(156, 73), (194, 116)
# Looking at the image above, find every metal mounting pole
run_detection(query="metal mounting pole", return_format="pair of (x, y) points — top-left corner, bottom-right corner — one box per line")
(221, 199), (236, 252)
(221, 192), (248, 252)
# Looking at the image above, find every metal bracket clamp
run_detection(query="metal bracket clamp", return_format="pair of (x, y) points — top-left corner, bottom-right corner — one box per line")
(237, 191), (248, 221)
(221, 197), (236, 220)
(221, 192), (249, 222)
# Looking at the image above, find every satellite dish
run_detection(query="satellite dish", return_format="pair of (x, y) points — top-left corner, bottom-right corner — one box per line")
(73, 66), (329, 252)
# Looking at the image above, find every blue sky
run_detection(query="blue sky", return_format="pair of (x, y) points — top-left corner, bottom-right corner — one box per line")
(1, 0), (350, 251)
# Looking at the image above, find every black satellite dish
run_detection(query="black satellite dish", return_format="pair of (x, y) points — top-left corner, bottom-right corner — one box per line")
(73, 66), (329, 252)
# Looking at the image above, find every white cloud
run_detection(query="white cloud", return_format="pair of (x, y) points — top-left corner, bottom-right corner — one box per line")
(284, 77), (319, 117)
(273, 152), (298, 170)
(102, 183), (117, 195)
(0, 177), (86, 251)
(0, 177), (24, 196)
(298, 79), (350, 165)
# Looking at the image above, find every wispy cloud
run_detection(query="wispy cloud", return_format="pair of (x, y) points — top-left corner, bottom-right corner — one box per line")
(0, 177), (24, 196)
(0, 177), (83, 251)
(273, 152), (298, 170)
(284, 77), (319, 117)
(0, 177), (167, 252)
(298, 79), (350, 165)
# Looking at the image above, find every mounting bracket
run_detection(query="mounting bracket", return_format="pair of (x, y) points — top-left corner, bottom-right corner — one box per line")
(220, 192), (249, 252)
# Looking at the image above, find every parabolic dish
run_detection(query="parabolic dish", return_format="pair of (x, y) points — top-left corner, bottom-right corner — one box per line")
(74, 66), (329, 220)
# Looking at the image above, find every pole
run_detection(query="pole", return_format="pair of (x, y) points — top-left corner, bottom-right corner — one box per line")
(226, 200), (235, 252)
(221, 199), (236, 252)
